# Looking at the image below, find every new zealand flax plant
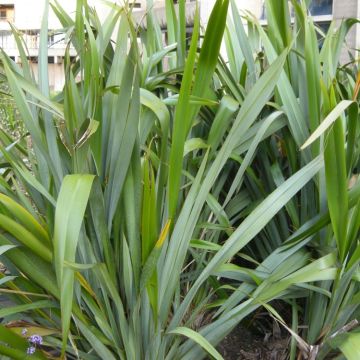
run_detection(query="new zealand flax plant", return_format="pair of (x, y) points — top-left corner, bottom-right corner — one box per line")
(0, 0), (359, 359)
(216, 1), (360, 359)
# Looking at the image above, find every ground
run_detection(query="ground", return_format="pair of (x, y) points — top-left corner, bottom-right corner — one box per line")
(218, 324), (289, 360)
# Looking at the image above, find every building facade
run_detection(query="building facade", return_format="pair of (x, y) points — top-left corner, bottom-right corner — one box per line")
(0, 0), (358, 90)
(0, 0), (120, 90)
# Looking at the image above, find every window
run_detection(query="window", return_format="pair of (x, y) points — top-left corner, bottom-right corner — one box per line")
(0, 5), (14, 22)
(316, 21), (331, 48)
(261, 0), (333, 20)
(28, 56), (38, 64)
(48, 34), (55, 46)
(129, 0), (141, 8)
(24, 30), (39, 49)
(309, 0), (333, 16)
(0, 31), (13, 48)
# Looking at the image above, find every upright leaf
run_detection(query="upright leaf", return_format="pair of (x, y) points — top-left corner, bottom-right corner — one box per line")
(53, 174), (95, 352)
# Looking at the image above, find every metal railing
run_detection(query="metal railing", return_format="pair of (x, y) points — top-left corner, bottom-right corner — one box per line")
(0, 33), (70, 51)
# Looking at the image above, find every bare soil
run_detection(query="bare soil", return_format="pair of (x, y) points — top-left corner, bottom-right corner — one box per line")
(217, 324), (289, 360)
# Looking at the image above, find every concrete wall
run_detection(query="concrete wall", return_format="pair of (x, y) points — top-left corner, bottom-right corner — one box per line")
(0, 0), (140, 30)
(200, 0), (262, 26)
(333, 0), (359, 61)
(9, 0), (73, 30)
(29, 62), (65, 91)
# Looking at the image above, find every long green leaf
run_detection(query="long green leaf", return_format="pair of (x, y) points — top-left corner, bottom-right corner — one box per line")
(169, 327), (224, 360)
(169, 155), (323, 329)
(301, 100), (355, 150)
(0, 300), (55, 318)
(160, 50), (288, 320)
(168, 4), (199, 220)
(339, 333), (360, 360)
(53, 174), (95, 352)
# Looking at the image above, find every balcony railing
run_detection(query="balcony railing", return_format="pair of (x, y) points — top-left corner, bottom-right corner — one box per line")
(0, 32), (71, 52)
(0, 16), (13, 21)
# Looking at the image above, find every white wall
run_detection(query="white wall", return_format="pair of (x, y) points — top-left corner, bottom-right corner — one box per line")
(200, 0), (262, 26)
(0, 0), (127, 30)
(333, 0), (359, 61)
(12, 0), (72, 29)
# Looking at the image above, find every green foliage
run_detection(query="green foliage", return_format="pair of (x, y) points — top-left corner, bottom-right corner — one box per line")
(0, 0), (359, 359)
